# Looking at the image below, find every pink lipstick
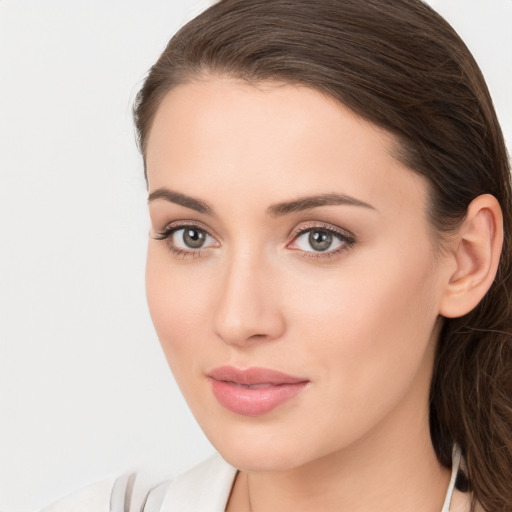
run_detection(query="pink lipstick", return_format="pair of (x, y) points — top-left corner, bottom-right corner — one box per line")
(208, 366), (309, 416)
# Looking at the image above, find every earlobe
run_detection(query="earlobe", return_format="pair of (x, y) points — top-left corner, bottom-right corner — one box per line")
(439, 194), (504, 319)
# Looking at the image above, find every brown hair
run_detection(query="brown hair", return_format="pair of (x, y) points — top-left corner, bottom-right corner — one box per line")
(134, 0), (512, 509)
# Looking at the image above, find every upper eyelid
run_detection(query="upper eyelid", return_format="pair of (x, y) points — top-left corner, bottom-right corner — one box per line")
(288, 221), (355, 241)
(156, 220), (219, 240)
(155, 219), (355, 245)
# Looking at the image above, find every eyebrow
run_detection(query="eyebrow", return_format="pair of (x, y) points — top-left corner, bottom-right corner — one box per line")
(267, 193), (375, 217)
(148, 188), (214, 215)
(147, 188), (375, 217)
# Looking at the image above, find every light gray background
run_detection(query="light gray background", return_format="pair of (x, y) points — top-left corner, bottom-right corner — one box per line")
(0, 1), (510, 510)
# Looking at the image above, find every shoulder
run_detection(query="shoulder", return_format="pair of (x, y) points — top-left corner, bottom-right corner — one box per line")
(160, 452), (237, 511)
(40, 477), (117, 512)
(40, 453), (237, 512)
(40, 473), (168, 512)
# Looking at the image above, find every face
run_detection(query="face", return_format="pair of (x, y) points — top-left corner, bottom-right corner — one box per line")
(145, 78), (449, 472)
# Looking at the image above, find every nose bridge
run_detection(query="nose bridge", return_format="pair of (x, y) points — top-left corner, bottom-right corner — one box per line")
(212, 245), (285, 346)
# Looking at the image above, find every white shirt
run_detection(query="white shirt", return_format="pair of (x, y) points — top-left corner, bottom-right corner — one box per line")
(42, 447), (462, 512)
(41, 454), (237, 512)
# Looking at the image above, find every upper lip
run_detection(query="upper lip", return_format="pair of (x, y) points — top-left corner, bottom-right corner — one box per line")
(208, 366), (309, 386)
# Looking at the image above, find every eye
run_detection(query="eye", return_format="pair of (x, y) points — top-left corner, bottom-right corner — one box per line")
(293, 229), (343, 252)
(154, 223), (219, 257)
(288, 224), (355, 257)
(172, 227), (211, 249)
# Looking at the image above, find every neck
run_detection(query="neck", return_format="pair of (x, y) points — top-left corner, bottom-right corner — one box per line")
(246, 439), (449, 512)
(228, 376), (450, 512)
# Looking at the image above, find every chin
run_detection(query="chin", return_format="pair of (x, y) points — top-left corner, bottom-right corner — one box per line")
(200, 418), (325, 473)
(217, 442), (308, 473)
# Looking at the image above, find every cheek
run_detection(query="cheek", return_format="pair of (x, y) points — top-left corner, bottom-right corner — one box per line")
(145, 245), (210, 367)
(286, 244), (439, 407)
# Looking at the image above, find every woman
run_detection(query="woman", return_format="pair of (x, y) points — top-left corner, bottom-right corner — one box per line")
(43, 0), (512, 511)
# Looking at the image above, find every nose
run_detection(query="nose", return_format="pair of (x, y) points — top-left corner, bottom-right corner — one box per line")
(212, 253), (286, 347)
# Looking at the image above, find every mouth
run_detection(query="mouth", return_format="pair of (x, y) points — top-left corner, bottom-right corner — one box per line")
(207, 366), (309, 416)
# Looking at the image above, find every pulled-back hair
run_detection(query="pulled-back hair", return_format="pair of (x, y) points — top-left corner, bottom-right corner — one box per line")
(134, 1), (512, 509)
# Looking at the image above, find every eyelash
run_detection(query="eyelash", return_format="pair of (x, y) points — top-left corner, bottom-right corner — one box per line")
(154, 221), (356, 261)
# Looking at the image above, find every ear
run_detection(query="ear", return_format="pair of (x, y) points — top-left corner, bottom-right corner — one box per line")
(439, 194), (504, 319)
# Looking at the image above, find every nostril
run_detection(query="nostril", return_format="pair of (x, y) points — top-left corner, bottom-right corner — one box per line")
(248, 333), (267, 340)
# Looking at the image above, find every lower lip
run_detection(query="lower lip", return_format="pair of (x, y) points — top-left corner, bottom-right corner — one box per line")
(209, 378), (308, 416)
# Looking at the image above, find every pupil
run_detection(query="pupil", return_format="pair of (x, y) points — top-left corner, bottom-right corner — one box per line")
(183, 228), (205, 248)
(309, 230), (332, 251)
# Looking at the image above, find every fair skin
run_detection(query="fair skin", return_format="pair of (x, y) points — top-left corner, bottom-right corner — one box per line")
(144, 78), (502, 512)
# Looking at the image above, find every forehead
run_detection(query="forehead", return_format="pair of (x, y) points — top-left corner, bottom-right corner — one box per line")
(145, 78), (428, 217)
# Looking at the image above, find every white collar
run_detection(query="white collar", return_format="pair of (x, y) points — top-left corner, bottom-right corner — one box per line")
(441, 444), (462, 512)
(160, 453), (237, 512)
